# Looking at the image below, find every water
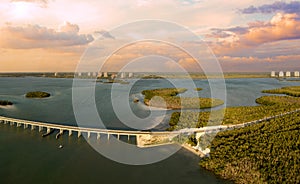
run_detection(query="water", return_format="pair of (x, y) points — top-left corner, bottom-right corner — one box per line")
(0, 77), (299, 184)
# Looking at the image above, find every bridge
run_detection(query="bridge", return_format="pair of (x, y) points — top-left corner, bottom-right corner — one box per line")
(0, 115), (183, 147)
(1, 108), (299, 147)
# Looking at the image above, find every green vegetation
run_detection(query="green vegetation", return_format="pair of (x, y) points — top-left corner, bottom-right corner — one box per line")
(25, 91), (50, 98)
(170, 87), (300, 183)
(187, 134), (198, 147)
(102, 79), (130, 84)
(262, 86), (300, 97)
(141, 75), (164, 79)
(168, 95), (300, 130)
(141, 88), (224, 109)
(200, 111), (300, 183)
(167, 89), (300, 130)
(195, 88), (202, 91)
(0, 100), (13, 106)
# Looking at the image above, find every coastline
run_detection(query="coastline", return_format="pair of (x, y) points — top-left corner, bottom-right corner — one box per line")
(180, 143), (205, 157)
(0, 105), (14, 109)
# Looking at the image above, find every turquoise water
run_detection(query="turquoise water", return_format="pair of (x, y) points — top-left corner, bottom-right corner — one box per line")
(0, 77), (299, 184)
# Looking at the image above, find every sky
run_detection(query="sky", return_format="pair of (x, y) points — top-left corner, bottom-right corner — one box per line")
(0, 0), (299, 72)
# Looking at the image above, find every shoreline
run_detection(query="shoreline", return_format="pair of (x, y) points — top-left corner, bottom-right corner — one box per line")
(0, 105), (14, 109)
(180, 143), (205, 157)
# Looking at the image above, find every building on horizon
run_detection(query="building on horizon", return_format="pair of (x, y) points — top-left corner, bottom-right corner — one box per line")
(120, 72), (125, 78)
(271, 71), (276, 77)
(279, 71), (284, 77)
(294, 71), (299, 77)
(286, 71), (291, 77)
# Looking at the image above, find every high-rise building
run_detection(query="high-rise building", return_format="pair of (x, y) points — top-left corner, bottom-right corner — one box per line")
(121, 72), (125, 78)
(271, 71), (276, 77)
(279, 71), (284, 77)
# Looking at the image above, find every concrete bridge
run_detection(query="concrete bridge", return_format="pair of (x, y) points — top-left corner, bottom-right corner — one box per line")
(0, 115), (183, 147)
(1, 108), (299, 147)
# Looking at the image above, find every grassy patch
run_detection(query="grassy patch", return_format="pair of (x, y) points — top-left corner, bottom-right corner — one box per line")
(141, 88), (223, 109)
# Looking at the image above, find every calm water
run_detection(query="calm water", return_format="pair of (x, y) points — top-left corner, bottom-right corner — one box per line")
(0, 77), (299, 184)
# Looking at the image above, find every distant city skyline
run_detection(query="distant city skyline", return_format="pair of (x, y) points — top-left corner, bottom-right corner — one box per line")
(0, 0), (299, 72)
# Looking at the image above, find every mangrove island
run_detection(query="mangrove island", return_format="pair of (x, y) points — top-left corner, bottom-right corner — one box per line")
(0, 100), (13, 106)
(25, 91), (51, 98)
(141, 88), (224, 109)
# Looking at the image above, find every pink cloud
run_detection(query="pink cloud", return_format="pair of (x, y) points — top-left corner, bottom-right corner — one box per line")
(208, 13), (300, 55)
(0, 23), (94, 49)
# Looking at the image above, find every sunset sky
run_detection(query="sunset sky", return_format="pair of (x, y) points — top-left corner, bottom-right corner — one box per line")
(0, 0), (300, 72)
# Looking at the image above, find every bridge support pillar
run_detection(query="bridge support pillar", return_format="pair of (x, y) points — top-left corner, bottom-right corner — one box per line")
(46, 127), (51, 134)
(59, 129), (63, 134)
(117, 134), (120, 140)
(4, 120), (8, 124)
(97, 133), (100, 140)
(17, 123), (21, 127)
(107, 134), (110, 140)
(128, 135), (130, 141)
(78, 131), (81, 138)
(87, 132), (91, 139)
(10, 121), (14, 126)
(39, 126), (42, 132)
(69, 130), (72, 136)
(31, 125), (35, 130)
(24, 124), (28, 129)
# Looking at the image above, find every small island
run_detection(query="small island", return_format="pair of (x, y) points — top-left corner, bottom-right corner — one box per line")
(25, 91), (51, 98)
(97, 79), (130, 84)
(195, 88), (202, 91)
(141, 75), (164, 79)
(0, 100), (13, 106)
(141, 88), (224, 110)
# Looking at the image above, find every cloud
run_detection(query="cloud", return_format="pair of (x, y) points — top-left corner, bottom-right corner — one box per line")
(94, 30), (115, 39)
(243, 13), (300, 45)
(0, 23), (94, 49)
(240, 1), (300, 14)
(59, 22), (79, 34)
(11, 0), (49, 8)
(208, 13), (300, 55)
